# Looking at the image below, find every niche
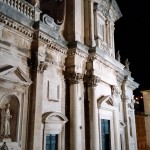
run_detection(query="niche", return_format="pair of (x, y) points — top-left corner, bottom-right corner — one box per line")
(0, 94), (20, 142)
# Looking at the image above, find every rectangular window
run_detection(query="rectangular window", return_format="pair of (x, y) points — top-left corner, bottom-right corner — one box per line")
(101, 119), (111, 150)
(46, 134), (58, 150)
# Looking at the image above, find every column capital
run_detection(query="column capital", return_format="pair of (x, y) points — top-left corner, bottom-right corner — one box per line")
(37, 61), (48, 73)
(65, 72), (83, 84)
(84, 75), (100, 87)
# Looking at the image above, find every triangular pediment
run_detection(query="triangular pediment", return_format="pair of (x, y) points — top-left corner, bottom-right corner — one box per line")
(0, 65), (32, 85)
(97, 95), (114, 108)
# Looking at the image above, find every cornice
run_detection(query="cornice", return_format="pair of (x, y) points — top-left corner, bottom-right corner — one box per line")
(67, 41), (89, 59)
(88, 46), (124, 72)
(94, 0), (122, 22)
(47, 40), (67, 55)
(0, 14), (34, 40)
(123, 75), (139, 90)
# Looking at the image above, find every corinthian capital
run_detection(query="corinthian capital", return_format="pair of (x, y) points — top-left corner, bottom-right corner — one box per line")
(37, 61), (48, 73)
(84, 75), (101, 87)
(65, 72), (83, 84)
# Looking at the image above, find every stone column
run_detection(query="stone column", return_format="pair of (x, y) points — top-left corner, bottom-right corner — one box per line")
(122, 95), (130, 150)
(67, 73), (83, 150)
(89, 1), (96, 46)
(87, 75), (100, 150)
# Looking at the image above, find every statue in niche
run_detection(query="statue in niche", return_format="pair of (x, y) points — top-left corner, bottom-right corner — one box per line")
(40, 0), (65, 25)
(4, 104), (12, 137)
(1, 104), (12, 138)
(116, 50), (121, 62)
(125, 58), (130, 71)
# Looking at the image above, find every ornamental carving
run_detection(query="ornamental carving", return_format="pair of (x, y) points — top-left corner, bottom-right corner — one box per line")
(0, 15), (33, 38)
(112, 85), (120, 96)
(40, 0), (65, 25)
(84, 75), (101, 87)
(37, 61), (48, 73)
(65, 73), (83, 84)
(128, 99), (135, 110)
(41, 14), (60, 31)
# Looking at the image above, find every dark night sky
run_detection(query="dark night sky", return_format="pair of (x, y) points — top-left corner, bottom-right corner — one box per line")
(114, 0), (150, 95)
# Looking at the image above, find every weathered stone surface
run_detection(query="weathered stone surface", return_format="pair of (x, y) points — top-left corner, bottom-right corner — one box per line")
(0, 0), (138, 150)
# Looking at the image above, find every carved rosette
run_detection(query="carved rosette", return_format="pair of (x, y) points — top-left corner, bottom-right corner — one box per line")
(84, 75), (101, 87)
(37, 61), (48, 73)
(65, 72), (83, 84)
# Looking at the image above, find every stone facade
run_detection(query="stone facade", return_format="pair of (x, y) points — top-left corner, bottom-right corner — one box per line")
(0, 0), (138, 150)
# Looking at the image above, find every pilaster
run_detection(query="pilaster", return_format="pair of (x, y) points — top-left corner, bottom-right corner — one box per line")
(67, 72), (83, 150)
(121, 76), (138, 150)
(84, 0), (96, 46)
(85, 74), (100, 150)
(65, 0), (85, 43)
(28, 35), (47, 150)
(65, 41), (88, 150)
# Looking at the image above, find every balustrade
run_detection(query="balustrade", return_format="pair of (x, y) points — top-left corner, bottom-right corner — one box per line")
(2, 0), (35, 19)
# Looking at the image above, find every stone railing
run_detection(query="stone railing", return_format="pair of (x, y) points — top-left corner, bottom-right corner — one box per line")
(2, 0), (35, 19)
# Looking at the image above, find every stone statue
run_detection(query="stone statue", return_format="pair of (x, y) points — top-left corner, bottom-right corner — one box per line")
(0, 142), (8, 150)
(125, 58), (130, 70)
(116, 50), (121, 62)
(4, 104), (12, 137)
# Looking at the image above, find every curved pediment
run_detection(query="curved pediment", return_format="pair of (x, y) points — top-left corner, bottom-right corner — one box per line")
(42, 112), (68, 123)
(42, 112), (68, 134)
(97, 95), (114, 108)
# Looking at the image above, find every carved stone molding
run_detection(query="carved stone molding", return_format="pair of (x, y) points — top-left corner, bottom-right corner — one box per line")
(111, 85), (120, 96)
(37, 61), (48, 73)
(0, 14), (33, 38)
(65, 72), (83, 84)
(128, 99), (135, 110)
(84, 75), (101, 87)
(47, 41), (67, 55)
(41, 14), (60, 31)
(67, 41), (89, 59)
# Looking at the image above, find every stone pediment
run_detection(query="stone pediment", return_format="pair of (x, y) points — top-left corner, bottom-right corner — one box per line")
(97, 95), (114, 108)
(42, 112), (68, 123)
(0, 65), (32, 85)
(42, 112), (68, 134)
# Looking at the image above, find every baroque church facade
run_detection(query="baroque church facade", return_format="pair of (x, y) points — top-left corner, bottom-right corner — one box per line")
(0, 0), (139, 150)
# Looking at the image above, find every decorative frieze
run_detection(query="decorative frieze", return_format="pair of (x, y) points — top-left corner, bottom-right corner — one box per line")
(65, 72), (83, 84)
(47, 41), (67, 55)
(0, 14), (33, 38)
